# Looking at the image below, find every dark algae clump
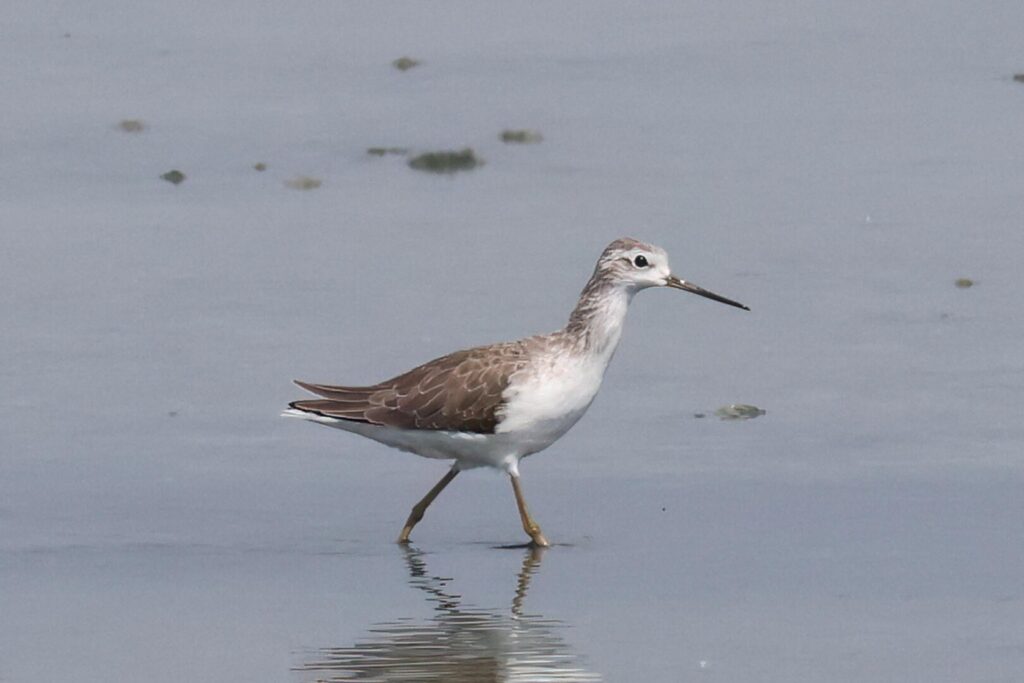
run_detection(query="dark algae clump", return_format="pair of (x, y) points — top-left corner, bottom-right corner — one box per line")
(118, 119), (145, 133)
(392, 56), (420, 71)
(367, 147), (409, 157)
(284, 175), (322, 190)
(160, 169), (186, 185)
(500, 129), (543, 144)
(408, 148), (481, 174)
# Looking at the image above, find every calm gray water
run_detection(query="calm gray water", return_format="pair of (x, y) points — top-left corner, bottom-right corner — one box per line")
(3, 1), (1024, 681)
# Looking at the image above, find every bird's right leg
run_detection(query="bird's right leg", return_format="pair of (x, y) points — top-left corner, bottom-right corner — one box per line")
(397, 467), (459, 544)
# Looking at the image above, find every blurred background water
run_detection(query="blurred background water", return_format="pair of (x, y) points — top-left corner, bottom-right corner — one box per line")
(3, 1), (1024, 680)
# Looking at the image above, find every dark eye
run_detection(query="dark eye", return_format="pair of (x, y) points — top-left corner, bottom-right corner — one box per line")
(633, 254), (649, 268)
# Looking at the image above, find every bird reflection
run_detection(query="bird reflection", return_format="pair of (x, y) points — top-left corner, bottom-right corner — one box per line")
(297, 546), (601, 682)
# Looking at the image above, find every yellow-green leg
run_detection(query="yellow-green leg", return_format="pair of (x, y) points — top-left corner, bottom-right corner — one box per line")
(510, 474), (550, 547)
(397, 468), (459, 544)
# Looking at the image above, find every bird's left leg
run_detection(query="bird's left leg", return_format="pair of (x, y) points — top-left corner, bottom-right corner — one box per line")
(510, 474), (550, 547)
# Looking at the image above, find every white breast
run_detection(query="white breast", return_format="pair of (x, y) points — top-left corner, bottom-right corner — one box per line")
(495, 349), (612, 456)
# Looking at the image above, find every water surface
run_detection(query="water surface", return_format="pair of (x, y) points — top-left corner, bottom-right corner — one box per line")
(3, 1), (1024, 681)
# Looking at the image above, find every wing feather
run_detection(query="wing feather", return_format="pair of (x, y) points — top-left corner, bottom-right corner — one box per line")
(290, 343), (530, 434)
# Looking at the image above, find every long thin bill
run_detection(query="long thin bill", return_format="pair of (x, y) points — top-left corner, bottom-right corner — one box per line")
(665, 275), (749, 310)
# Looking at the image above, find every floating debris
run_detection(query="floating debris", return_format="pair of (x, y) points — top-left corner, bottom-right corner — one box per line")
(367, 147), (409, 157)
(1013, 74), (1024, 83)
(160, 169), (186, 185)
(285, 175), (322, 190)
(500, 129), (543, 144)
(954, 278), (974, 289)
(693, 413), (707, 419)
(392, 56), (420, 71)
(253, 162), (267, 172)
(118, 119), (145, 133)
(408, 148), (481, 174)
(715, 404), (766, 421)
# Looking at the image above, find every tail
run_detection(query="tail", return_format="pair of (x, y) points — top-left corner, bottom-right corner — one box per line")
(281, 404), (353, 428)
(283, 380), (326, 419)
(283, 382), (323, 419)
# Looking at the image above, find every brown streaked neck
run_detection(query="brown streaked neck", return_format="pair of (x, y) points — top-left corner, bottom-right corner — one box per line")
(564, 273), (634, 356)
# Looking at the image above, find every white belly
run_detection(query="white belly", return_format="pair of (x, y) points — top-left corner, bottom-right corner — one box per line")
(283, 408), (534, 473)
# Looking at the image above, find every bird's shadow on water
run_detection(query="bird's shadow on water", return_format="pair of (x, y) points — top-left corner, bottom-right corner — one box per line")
(294, 544), (601, 682)
(484, 541), (577, 550)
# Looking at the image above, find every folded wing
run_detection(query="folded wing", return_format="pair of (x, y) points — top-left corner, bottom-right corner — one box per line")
(289, 343), (529, 434)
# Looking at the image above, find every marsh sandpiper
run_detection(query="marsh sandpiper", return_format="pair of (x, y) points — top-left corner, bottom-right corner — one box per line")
(284, 238), (748, 546)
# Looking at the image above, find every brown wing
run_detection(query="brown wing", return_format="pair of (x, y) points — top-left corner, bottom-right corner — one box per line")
(289, 343), (530, 434)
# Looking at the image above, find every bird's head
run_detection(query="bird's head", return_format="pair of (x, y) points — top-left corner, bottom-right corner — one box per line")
(595, 237), (749, 310)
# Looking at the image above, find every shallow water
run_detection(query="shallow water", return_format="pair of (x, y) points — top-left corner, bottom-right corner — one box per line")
(3, 1), (1024, 681)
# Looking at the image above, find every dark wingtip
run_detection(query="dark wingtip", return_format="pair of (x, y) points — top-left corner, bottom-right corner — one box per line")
(288, 399), (312, 412)
(288, 399), (333, 417)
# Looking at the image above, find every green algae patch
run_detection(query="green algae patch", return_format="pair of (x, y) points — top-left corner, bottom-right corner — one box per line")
(367, 147), (409, 157)
(408, 148), (481, 174)
(160, 169), (186, 185)
(285, 175), (322, 190)
(715, 404), (766, 421)
(500, 129), (543, 144)
(392, 56), (420, 71)
(954, 278), (974, 288)
(118, 119), (145, 133)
